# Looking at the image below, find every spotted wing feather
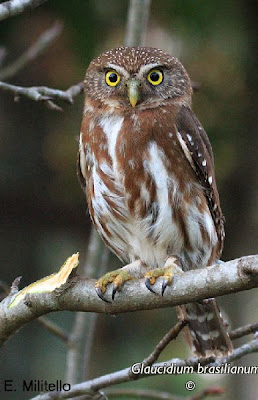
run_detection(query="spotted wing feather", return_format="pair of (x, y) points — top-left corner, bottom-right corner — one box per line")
(176, 105), (225, 253)
(77, 152), (86, 191)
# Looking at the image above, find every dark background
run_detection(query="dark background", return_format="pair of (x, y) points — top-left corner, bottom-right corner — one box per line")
(0, 1), (257, 399)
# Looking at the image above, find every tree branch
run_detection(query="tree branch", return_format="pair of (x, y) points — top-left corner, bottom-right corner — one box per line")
(229, 322), (258, 340)
(0, 21), (63, 80)
(37, 316), (70, 344)
(28, 338), (258, 400)
(0, 255), (257, 347)
(141, 320), (187, 368)
(125, 0), (151, 47)
(65, 230), (110, 385)
(0, 0), (48, 22)
(0, 80), (84, 111)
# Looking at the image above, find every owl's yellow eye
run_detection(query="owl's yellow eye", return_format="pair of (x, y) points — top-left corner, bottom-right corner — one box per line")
(105, 70), (120, 87)
(147, 69), (163, 86)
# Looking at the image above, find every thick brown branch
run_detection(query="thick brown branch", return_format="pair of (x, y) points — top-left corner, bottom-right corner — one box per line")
(0, 0), (48, 22)
(0, 255), (257, 347)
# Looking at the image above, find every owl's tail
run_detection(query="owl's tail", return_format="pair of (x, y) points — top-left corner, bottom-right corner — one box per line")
(177, 299), (233, 357)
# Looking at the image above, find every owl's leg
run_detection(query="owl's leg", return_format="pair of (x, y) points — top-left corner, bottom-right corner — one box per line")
(95, 260), (146, 302)
(145, 257), (183, 296)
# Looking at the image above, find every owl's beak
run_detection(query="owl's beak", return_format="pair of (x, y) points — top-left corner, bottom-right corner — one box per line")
(127, 79), (141, 107)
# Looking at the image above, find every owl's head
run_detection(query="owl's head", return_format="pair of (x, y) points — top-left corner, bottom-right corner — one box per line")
(84, 47), (192, 110)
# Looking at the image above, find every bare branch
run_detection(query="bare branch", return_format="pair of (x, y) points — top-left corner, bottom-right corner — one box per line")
(230, 322), (258, 340)
(10, 276), (22, 294)
(125, 0), (151, 47)
(0, 22), (63, 80)
(37, 316), (70, 344)
(0, 255), (257, 347)
(141, 320), (187, 368)
(0, 0), (48, 22)
(0, 80), (84, 110)
(65, 230), (110, 384)
(28, 339), (257, 400)
(217, 337), (258, 364)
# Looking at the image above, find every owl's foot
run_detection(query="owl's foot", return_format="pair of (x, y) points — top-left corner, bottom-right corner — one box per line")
(145, 257), (183, 296)
(95, 260), (144, 302)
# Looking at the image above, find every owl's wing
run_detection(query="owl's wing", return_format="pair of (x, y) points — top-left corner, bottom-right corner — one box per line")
(77, 152), (86, 191)
(175, 105), (225, 249)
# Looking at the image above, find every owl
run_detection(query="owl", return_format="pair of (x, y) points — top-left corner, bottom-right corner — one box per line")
(78, 47), (233, 357)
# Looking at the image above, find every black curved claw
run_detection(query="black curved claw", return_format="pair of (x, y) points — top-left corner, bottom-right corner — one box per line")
(95, 287), (111, 303)
(145, 278), (158, 295)
(161, 279), (169, 296)
(112, 284), (118, 301)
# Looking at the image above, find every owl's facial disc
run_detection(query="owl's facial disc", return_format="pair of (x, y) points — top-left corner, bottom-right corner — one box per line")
(126, 79), (141, 107)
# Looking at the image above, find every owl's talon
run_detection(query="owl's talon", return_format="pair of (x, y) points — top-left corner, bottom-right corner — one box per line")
(95, 287), (111, 303)
(112, 285), (118, 301)
(94, 263), (138, 302)
(161, 279), (169, 296)
(145, 277), (158, 294)
(145, 258), (183, 296)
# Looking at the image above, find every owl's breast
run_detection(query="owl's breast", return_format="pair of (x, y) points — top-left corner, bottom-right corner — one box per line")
(80, 107), (217, 268)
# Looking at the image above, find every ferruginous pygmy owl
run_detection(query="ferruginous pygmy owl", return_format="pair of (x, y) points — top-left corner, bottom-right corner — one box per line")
(78, 47), (233, 357)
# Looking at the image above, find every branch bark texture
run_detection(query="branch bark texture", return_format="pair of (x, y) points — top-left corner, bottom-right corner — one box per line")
(0, 255), (257, 347)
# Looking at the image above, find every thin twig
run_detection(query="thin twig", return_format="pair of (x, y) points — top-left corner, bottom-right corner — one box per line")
(229, 322), (258, 340)
(10, 276), (22, 294)
(37, 316), (70, 344)
(0, 80), (84, 111)
(217, 337), (258, 364)
(0, 22), (63, 81)
(0, 0), (48, 22)
(142, 320), (187, 367)
(28, 339), (257, 400)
